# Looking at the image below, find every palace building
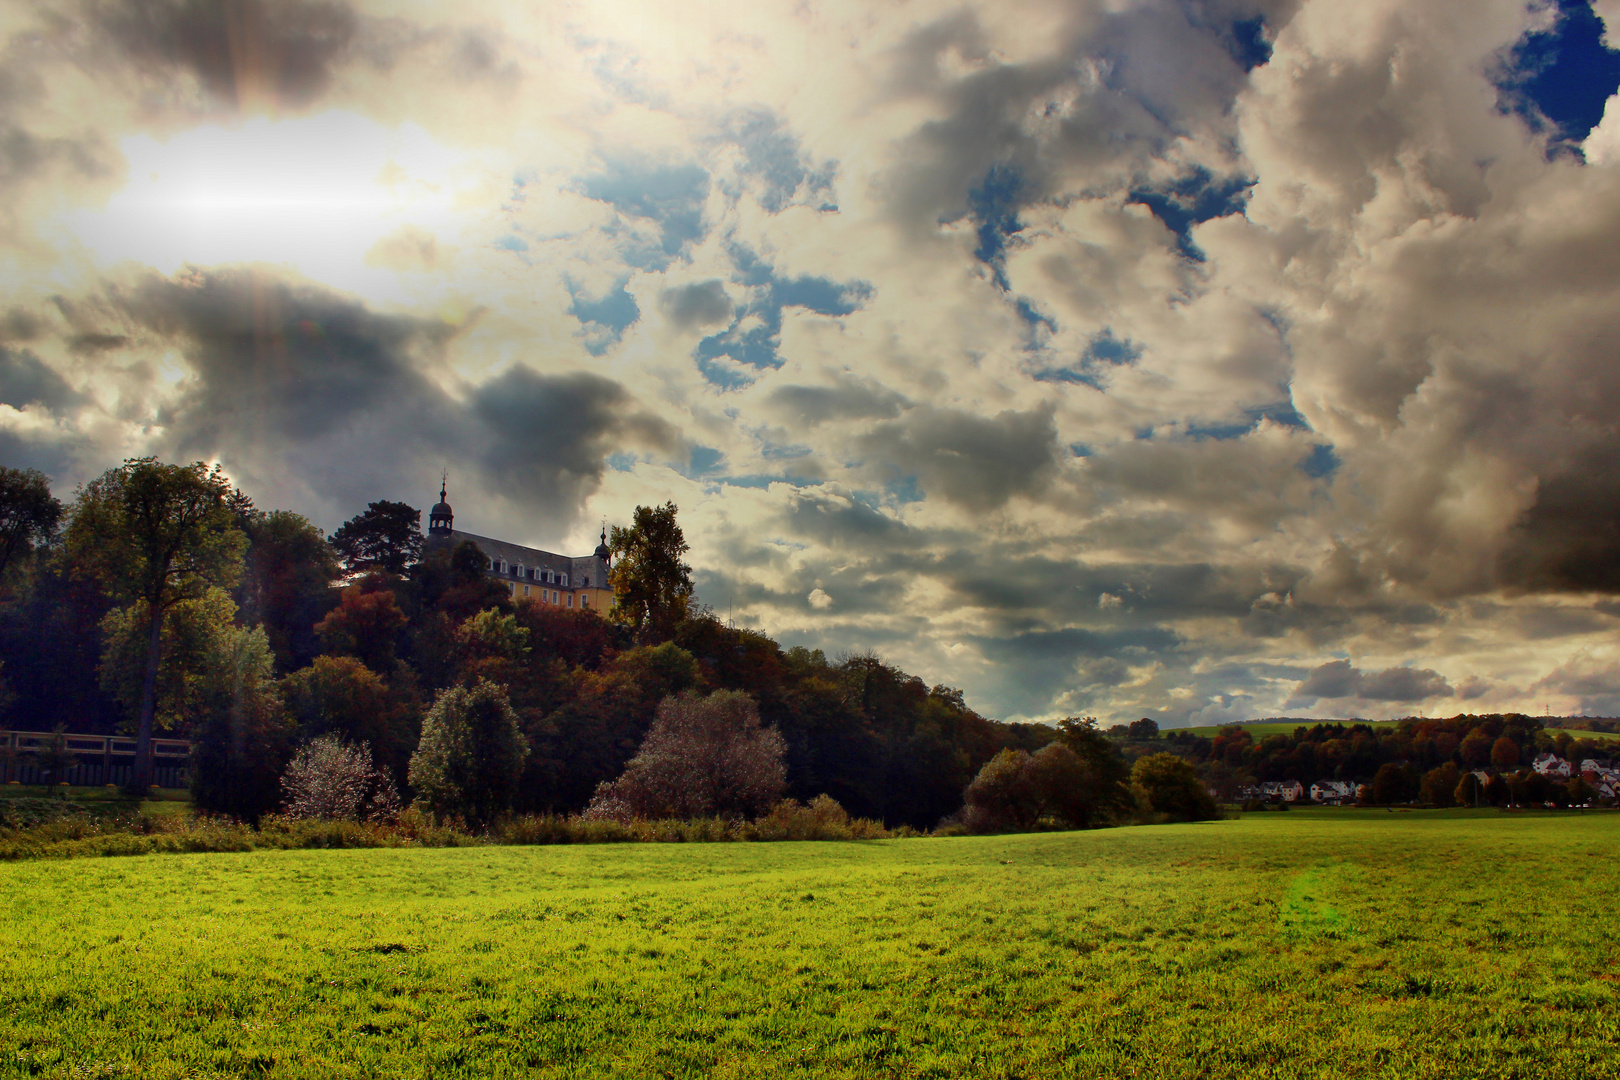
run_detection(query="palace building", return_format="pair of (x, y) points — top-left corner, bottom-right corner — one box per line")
(422, 481), (615, 613)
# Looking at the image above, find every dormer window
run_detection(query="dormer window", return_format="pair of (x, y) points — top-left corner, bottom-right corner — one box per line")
(546, 569), (555, 584)
(516, 564), (525, 579)
(499, 560), (508, 574)
(560, 573), (568, 587)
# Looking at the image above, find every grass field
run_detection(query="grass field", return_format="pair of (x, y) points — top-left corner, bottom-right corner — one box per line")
(2, 810), (1617, 1079)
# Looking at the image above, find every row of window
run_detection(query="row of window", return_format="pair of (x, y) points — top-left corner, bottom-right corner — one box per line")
(515, 582), (590, 608)
(490, 558), (576, 587)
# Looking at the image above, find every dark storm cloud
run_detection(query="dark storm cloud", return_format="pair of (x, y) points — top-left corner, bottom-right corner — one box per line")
(765, 375), (907, 426)
(88, 0), (360, 110)
(1288, 660), (1453, 706)
(857, 404), (1059, 512)
(1497, 442), (1620, 593)
(658, 280), (732, 331)
(119, 267), (453, 446)
(469, 365), (679, 507)
(104, 267), (675, 526)
(0, 348), (85, 413)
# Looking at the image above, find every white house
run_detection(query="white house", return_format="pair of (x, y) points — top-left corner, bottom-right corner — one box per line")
(1531, 753), (1572, 779)
(1310, 780), (1356, 804)
(1260, 780), (1305, 802)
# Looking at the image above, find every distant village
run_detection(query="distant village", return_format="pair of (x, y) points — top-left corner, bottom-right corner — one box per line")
(1235, 753), (1619, 807)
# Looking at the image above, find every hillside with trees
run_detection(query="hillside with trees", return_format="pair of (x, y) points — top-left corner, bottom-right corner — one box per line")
(0, 461), (1055, 828)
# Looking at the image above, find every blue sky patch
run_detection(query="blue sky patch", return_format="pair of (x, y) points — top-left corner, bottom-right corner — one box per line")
(1033, 328), (1139, 389)
(1129, 168), (1254, 259)
(967, 163), (1024, 290)
(567, 278), (640, 355)
(720, 109), (838, 213)
(1302, 444), (1341, 479)
(578, 161), (709, 260)
(1497, 1), (1620, 150)
(694, 246), (873, 386)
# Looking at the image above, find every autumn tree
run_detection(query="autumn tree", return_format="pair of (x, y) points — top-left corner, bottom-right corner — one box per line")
(0, 466), (61, 584)
(315, 577), (408, 671)
(586, 689), (786, 820)
(329, 500), (422, 575)
(281, 655), (415, 779)
(1490, 737), (1520, 769)
(236, 510), (341, 671)
(609, 502), (694, 642)
(65, 459), (247, 794)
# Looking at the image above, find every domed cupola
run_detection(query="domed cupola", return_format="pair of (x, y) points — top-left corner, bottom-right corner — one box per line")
(595, 525), (611, 563)
(429, 475), (453, 537)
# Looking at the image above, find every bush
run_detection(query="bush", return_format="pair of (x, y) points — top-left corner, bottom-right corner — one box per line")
(408, 679), (528, 826)
(585, 690), (787, 821)
(281, 736), (401, 821)
(1130, 753), (1219, 822)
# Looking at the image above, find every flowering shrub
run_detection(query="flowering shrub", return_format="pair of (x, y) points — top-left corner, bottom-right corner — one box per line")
(586, 690), (786, 821)
(280, 736), (400, 821)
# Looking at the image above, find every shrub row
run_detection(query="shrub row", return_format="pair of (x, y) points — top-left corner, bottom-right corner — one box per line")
(0, 796), (912, 862)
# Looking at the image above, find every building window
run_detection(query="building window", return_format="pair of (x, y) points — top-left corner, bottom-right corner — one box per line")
(560, 573), (568, 586)
(488, 558), (496, 571)
(523, 585), (530, 596)
(581, 594), (590, 607)
(516, 564), (525, 579)
(499, 560), (508, 574)
(567, 593), (573, 607)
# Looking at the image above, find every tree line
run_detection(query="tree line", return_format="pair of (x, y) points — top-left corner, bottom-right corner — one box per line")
(0, 460), (1078, 828)
(1112, 713), (1613, 806)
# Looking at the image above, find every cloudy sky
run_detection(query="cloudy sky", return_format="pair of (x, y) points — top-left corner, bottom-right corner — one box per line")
(4, 0), (1620, 725)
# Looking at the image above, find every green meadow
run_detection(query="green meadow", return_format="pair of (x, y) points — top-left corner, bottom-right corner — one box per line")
(2, 811), (1617, 1079)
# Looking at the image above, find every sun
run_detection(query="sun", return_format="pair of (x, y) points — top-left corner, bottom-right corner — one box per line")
(68, 110), (474, 294)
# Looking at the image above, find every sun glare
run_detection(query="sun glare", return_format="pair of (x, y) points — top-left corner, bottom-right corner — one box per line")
(69, 111), (474, 293)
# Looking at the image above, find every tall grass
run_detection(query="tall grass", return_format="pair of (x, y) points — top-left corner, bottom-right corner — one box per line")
(0, 795), (909, 861)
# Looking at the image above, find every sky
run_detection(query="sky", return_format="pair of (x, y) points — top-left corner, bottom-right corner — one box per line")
(3, 0), (1620, 727)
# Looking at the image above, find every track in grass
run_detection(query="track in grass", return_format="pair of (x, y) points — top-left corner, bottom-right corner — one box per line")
(2, 810), (1617, 1078)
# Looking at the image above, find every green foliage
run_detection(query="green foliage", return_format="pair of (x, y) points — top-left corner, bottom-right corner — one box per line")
(64, 458), (247, 792)
(1372, 762), (1418, 805)
(608, 501), (694, 641)
(328, 500), (423, 575)
(1131, 752), (1220, 821)
(1421, 762), (1461, 807)
(188, 624), (294, 821)
(2, 815), (1618, 1076)
(408, 679), (529, 825)
(0, 466), (61, 583)
(98, 587), (239, 733)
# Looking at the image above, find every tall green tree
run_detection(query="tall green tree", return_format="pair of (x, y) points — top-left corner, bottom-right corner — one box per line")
(329, 501), (422, 575)
(609, 502), (694, 642)
(65, 458), (247, 794)
(408, 678), (528, 826)
(0, 466), (62, 584)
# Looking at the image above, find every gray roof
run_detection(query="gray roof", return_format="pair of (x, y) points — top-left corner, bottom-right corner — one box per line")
(437, 530), (608, 588)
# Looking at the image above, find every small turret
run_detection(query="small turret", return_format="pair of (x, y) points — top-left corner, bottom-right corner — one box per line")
(595, 525), (611, 563)
(429, 474), (453, 537)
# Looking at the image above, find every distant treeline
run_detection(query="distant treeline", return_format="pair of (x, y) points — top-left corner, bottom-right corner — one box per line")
(1111, 713), (1613, 796)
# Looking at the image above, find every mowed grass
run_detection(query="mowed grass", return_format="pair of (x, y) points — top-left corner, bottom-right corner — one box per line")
(2, 812), (1617, 1079)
